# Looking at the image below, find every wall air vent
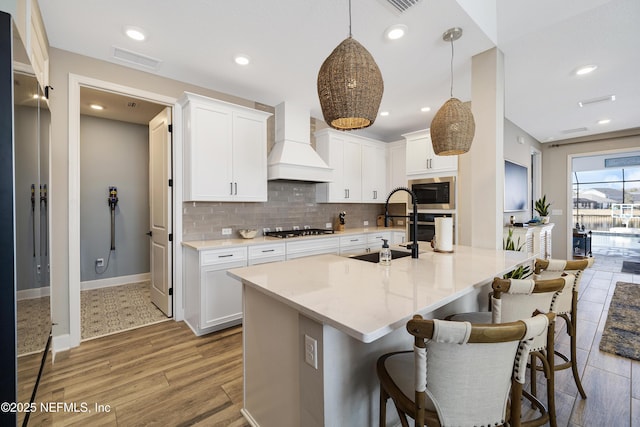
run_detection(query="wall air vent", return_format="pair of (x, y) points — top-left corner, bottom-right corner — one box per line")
(386, 0), (421, 13)
(578, 94), (615, 108)
(112, 46), (162, 70)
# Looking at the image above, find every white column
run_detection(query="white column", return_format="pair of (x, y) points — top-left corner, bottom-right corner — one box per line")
(458, 47), (505, 249)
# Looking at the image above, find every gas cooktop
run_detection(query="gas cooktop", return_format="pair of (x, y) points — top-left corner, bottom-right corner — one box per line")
(264, 229), (335, 239)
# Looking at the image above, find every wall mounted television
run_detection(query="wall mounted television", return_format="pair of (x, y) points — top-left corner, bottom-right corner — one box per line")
(504, 159), (528, 212)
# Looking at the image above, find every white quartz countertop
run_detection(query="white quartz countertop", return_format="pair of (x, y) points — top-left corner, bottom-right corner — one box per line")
(227, 245), (534, 343)
(182, 226), (405, 251)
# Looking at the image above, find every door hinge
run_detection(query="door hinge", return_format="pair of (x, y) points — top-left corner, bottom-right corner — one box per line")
(168, 124), (173, 133)
(169, 233), (173, 242)
(168, 288), (173, 296)
(168, 179), (173, 187)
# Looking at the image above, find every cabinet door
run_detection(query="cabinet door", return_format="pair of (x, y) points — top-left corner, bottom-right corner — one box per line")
(316, 133), (348, 202)
(201, 265), (244, 330)
(343, 139), (362, 201)
(189, 102), (233, 200)
(362, 143), (386, 202)
(406, 136), (429, 175)
(232, 111), (267, 201)
(406, 132), (457, 176)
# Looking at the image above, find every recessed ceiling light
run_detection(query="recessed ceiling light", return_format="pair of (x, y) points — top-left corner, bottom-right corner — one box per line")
(234, 54), (250, 66)
(420, 106), (431, 112)
(598, 119), (611, 125)
(90, 104), (104, 110)
(575, 64), (597, 76)
(380, 111), (389, 117)
(124, 26), (146, 41)
(384, 24), (408, 40)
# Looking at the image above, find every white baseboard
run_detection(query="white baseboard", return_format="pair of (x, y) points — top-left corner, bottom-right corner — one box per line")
(17, 286), (51, 301)
(81, 272), (151, 291)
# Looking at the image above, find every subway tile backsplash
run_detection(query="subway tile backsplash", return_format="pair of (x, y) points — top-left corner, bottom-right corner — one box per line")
(183, 181), (385, 241)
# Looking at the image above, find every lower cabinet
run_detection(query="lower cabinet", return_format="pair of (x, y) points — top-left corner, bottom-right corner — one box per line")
(184, 246), (247, 336)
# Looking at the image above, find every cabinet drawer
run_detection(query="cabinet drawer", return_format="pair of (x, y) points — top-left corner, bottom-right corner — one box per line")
(339, 234), (367, 247)
(200, 247), (248, 266)
(367, 231), (391, 244)
(286, 237), (340, 259)
(248, 243), (286, 261)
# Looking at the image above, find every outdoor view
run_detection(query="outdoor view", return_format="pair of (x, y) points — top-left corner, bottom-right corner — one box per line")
(572, 160), (640, 270)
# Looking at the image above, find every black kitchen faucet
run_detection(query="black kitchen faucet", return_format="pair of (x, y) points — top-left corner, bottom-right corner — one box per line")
(384, 187), (419, 259)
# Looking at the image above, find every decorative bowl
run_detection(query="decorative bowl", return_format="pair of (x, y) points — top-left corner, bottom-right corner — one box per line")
(238, 229), (257, 239)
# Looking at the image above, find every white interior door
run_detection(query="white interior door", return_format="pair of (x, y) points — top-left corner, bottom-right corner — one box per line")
(149, 107), (172, 316)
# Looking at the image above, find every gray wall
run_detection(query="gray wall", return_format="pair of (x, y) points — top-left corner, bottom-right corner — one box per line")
(80, 115), (150, 281)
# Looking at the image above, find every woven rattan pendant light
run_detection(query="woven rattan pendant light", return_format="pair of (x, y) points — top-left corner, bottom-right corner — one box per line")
(431, 27), (475, 155)
(317, 0), (383, 130)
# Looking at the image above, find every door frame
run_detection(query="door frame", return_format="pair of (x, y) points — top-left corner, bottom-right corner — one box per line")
(68, 74), (183, 348)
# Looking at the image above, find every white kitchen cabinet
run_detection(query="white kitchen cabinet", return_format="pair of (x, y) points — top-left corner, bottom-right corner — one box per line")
(366, 231), (392, 251)
(387, 140), (407, 203)
(361, 142), (387, 202)
(391, 231), (406, 245)
(404, 129), (457, 176)
(286, 237), (340, 260)
(180, 92), (271, 202)
(184, 246), (247, 336)
(339, 234), (369, 255)
(248, 242), (286, 265)
(503, 224), (553, 259)
(315, 129), (386, 203)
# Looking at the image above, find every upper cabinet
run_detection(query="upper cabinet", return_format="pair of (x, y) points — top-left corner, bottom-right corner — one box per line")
(404, 129), (457, 177)
(315, 128), (386, 203)
(179, 92), (271, 202)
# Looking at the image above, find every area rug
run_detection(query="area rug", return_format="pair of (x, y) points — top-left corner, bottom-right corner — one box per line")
(621, 261), (640, 274)
(599, 282), (640, 361)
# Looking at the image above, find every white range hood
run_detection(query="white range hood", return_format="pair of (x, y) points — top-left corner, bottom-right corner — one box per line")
(267, 102), (332, 182)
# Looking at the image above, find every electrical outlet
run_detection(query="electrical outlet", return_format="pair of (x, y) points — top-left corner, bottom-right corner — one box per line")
(304, 334), (318, 369)
(221, 228), (232, 235)
(397, 220), (404, 226)
(96, 258), (104, 267)
(303, 225), (311, 229)
(276, 226), (283, 232)
(363, 220), (369, 226)
(293, 225), (300, 230)
(325, 223), (332, 229)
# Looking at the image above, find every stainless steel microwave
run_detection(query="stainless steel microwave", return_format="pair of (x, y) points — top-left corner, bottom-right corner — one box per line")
(409, 176), (455, 210)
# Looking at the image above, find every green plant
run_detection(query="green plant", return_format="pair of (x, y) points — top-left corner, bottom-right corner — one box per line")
(503, 264), (532, 279)
(503, 228), (525, 251)
(535, 194), (551, 217)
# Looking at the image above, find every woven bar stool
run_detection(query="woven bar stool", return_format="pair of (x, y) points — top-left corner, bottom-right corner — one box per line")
(533, 258), (594, 399)
(377, 313), (554, 427)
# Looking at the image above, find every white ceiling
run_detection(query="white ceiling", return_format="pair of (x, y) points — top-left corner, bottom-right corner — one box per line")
(37, 0), (640, 143)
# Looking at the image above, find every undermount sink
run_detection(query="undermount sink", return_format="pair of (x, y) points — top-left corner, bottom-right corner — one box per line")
(349, 250), (412, 263)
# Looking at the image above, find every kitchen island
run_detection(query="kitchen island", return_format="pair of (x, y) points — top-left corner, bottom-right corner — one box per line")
(227, 245), (533, 427)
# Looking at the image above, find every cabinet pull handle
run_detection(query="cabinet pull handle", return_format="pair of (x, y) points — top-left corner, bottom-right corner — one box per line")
(218, 254), (234, 258)
(261, 249), (275, 253)
(373, 190), (377, 199)
(230, 182), (233, 195)
(344, 189), (348, 199)
(234, 182), (238, 195)
(350, 239), (358, 242)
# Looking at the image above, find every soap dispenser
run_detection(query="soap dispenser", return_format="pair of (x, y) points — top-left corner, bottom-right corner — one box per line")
(379, 239), (391, 265)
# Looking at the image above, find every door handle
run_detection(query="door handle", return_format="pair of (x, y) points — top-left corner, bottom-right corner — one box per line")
(146, 231), (152, 237)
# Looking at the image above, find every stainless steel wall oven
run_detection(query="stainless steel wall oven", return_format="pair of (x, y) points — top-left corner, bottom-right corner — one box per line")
(408, 212), (455, 243)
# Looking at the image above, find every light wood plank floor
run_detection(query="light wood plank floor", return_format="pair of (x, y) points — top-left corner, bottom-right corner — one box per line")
(18, 255), (640, 426)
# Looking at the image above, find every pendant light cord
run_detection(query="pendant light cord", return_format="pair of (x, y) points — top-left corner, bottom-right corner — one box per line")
(348, 0), (352, 37)
(449, 37), (454, 98)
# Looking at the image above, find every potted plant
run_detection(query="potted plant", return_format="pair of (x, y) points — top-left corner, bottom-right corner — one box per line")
(534, 195), (551, 224)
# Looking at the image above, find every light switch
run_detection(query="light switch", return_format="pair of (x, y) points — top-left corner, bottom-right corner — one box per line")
(551, 209), (563, 216)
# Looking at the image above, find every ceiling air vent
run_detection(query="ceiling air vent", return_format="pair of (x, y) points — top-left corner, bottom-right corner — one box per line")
(561, 127), (588, 134)
(577, 95), (615, 108)
(112, 46), (162, 70)
(386, 0), (421, 13)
